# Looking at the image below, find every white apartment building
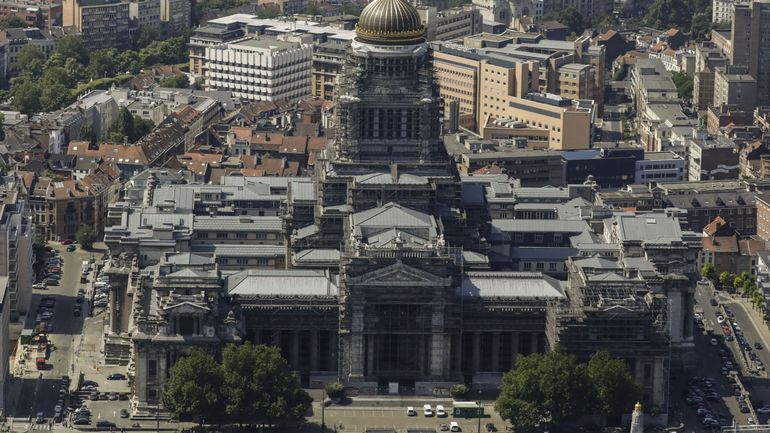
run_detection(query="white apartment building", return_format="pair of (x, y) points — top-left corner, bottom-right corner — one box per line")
(204, 37), (312, 103)
(712, 0), (749, 23)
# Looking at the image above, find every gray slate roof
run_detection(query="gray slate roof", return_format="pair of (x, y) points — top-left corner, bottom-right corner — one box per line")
(459, 272), (565, 299)
(227, 269), (338, 296)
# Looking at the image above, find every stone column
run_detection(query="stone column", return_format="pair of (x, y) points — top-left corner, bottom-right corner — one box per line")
(491, 332), (500, 372)
(273, 329), (282, 348)
(531, 332), (539, 354)
(311, 330), (320, 372)
(472, 332), (481, 373)
(330, 331), (338, 373)
(291, 330), (300, 371)
(430, 303), (447, 378)
(366, 335), (375, 377)
(430, 333), (446, 378)
(350, 305), (364, 378)
(652, 357), (666, 407)
(418, 335), (426, 377)
(511, 332), (519, 366)
(668, 290), (684, 344)
(453, 334), (462, 376)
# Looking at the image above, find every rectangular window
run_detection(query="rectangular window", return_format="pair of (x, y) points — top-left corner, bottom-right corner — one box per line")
(534, 233), (544, 243)
(523, 262), (532, 271)
(216, 233), (228, 239)
(255, 258), (268, 266)
(236, 258), (248, 265)
(148, 359), (157, 378)
(536, 263), (544, 271)
(553, 233), (563, 244)
(236, 233), (248, 239)
(256, 232), (267, 239)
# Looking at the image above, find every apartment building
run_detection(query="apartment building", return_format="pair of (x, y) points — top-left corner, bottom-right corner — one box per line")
(713, 65), (757, 113)
(0, 0), (62, 27)
(311, 42), (344, 102)
(635, 151), (686, 184)
(0, 27), (54, 75)
(556, 63), (595, 100)
(712, 0), (749, 23)
(687, 132), (740, 181)
(0, 177), (33, 321)
(204, 36), (312, 103)
(62, 0), (131, 49)
(159, 0), (190, 34)
(188, 22), (245, 76)
(417, 5), (482, 41)
(730, 1), (770, 106)
(129, 0), (160, 31)
(693, 41), (729, 110)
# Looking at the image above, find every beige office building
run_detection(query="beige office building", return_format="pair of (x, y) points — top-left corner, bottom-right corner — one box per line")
(432, 40), (594, 149)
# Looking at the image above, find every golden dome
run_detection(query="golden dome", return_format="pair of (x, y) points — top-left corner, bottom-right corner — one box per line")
(635, 402), (642, 411)
(355, 0), (426, 45)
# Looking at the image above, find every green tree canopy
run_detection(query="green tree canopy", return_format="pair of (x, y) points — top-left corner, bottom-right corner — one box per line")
(135, 25), (160, 50)
(163, 348), (224, 424)
(586, 351), (642, 417)
(160, 74), (190, 89)
(542, 7), (587, 36)
(11, 77), (41, 115)
(672, 72), (693, 100)
(719, 271), (733, 288)
(701, 264), (717, 281)
(40, 83), (73, 112)
(54, 35), (89, 65)
(16, 44), (45, 76)
(0, 15), (29, 30)
(257, 4), (281, 18)
(495, 350), (592, 429)
(644, 0), (691, 29)
(89, 49), (118, 79)
(222, 343), (311, 426)
(75, 224), (96, 249)
(107, 107), (135, 143)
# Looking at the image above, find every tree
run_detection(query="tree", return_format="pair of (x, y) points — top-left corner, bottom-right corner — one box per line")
(89, 49), (118, 79)
(40, 83), (73, 112)
(135, 25), (160, 50)
(64, 57), (88, 85)
(107, 107), (135, 143)
(719, 271), (733, 289)
(132, 117), (155, 141)
(0, 15), (29, 30)
(16, 44), (45, 76)
(734, 274), (746, 292)
(644, 0), (691, 29)
(75, 225), (96, 249)
(159, 74), (190, 89)
(257, 4), (281, 18)
(450, 383), (469, 400)
(586, 351), (642, 418)
(222, 343), (311, 426)
(701, 264), (717, 281)
(690, 11), (713, 41)
(324, 382), (344, 400)
(672, 72), (694, 100)
(163, 348), (224, 425)
(55, 35), (89, 65)
(496, 350), (591, 430)
(11, 78), (41, 115)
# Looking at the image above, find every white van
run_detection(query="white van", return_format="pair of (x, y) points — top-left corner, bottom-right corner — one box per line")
(450, 422), (461, 432)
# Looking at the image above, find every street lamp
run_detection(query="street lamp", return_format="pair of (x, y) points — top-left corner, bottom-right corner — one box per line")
(477, 390), (482, 433)
(321, 387), (326, 433)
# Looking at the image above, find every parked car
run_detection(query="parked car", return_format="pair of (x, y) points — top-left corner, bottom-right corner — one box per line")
(107, 373), (126, 380)
(436, 405), (446, 417)
(120, 409), (129, 418)
(450, 422), (461, 432)
(96, 421), (116, 431)
(67, 245), (76, 252)
(423, 404), (433, 416)
(61, 239), (75, 245)
(756, 342), (763, 350)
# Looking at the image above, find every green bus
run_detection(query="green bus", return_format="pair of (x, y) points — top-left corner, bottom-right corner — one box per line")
(452, 401), (483, 418)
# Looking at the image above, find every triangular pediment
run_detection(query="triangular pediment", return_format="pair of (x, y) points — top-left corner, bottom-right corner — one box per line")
(347, 261), (450, 287)
(163, 301), (210, 314)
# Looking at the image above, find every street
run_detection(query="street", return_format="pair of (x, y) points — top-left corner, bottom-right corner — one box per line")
(11, 244), (92, 424)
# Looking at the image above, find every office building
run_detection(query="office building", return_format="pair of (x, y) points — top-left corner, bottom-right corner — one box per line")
(416, 5), (483, 41)
(159, 0), (190, 33)
(62, 0), (131, 49)
(203, 36), (312, 103)
(129, 0), (160, 31)
(713, 65), (758, 113)
(730, 1), (770, 106)
(635, 151), (686, 184)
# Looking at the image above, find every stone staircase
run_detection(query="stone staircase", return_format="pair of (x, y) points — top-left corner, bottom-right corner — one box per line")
(104, 334), (131, 365)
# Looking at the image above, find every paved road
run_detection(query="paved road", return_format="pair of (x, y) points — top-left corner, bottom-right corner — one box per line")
(12, 244), (92, 422)
(307, 406), (505, 433)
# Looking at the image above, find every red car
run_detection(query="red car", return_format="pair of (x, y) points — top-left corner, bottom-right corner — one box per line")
(61, 239), (75, 245)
